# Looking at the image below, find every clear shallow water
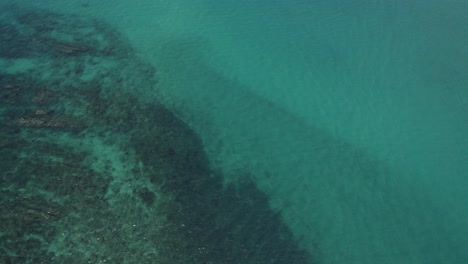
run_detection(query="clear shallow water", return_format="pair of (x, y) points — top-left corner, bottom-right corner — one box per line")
(2, 0), (468, 263)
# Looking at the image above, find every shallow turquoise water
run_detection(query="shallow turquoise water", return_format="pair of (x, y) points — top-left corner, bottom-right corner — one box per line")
(2, 0), (468, 263)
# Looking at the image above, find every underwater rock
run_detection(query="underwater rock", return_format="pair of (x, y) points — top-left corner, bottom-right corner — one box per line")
(16, 117), (47, 127)
(0, 135), (16, 150)
(0, 198), (62, 223)
(0, 22), (30, 58)
(31, 90), (58, 105)
(0, 6), (312, 264)
(46, 39), (93, 56)
(0, 82), (22, 99)
(15, 115), (86, 130)
(34, 108), (51, 116)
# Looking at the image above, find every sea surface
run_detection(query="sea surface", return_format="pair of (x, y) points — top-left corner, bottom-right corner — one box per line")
(1, 0), (467, 263)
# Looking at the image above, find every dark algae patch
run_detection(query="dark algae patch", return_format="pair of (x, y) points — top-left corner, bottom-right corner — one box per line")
(0, 6), (313, 263)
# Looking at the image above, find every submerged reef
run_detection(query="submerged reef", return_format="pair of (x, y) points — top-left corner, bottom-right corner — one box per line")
(0, 6), (312, 263)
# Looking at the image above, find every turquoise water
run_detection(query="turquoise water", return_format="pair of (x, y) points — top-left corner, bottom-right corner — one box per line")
(2, 0), (467, 263)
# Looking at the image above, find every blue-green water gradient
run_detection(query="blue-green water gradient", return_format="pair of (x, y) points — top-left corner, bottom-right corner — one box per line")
(3, 0), (467, 263)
